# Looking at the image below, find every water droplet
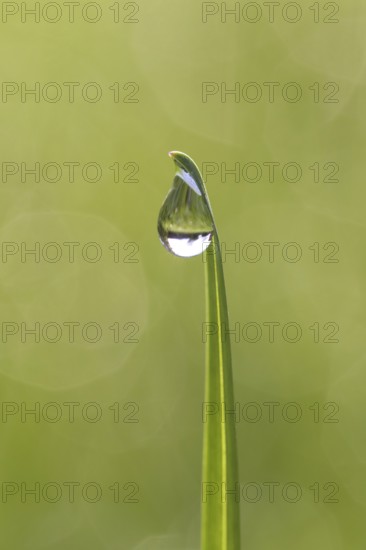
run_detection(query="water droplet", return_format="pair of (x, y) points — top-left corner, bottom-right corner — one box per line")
(158, 167), (214, 258)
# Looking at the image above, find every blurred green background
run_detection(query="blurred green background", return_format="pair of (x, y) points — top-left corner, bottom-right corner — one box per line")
(0, 1), (364, 548)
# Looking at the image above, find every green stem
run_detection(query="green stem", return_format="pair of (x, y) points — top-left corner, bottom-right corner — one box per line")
(202, 232), (240, 550)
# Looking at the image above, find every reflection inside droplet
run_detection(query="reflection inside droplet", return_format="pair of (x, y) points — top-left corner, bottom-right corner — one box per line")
(163, 232), (212, 257)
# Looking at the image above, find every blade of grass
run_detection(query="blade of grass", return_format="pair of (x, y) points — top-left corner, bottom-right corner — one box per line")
(167, 152), (241, 550)
(202, 232), (240, 550)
